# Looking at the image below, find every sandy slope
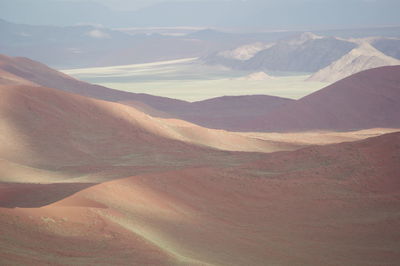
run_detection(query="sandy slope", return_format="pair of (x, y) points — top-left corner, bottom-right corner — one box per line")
(1, 132), (399, 265)
(1, 53), (400, 265)
(2, 60), (398, 186)
(0, 83), (305, 185)
(0, 53), (192, 115)
(236, 71), (274, 81)
(308, 42), (400, 83)
(0, 83), (299, 154)
(248, 66), (400, 132)
(218, 42), (274, 61)
(0, 54), (297, 131)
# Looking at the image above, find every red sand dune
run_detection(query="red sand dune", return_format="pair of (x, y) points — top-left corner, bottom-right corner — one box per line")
(170, 95), (294, 131)
(249, 66), (400, 132)
(1, 132), (399, 265)
(2, 79), (312, 191)
(1, 54), (400, 265)
(1, 82), (282, 185)
(0, 54), (294, 131)
(2, 54), (400, 132)
(0, 84), (211, 168)
(0, 53), (191, 115)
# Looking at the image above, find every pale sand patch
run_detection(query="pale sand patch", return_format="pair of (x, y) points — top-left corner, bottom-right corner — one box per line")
(239, 128), (400, 146)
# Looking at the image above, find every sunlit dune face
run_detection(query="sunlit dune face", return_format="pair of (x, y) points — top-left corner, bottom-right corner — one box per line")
(2, 135), (400, 266)
(0, 206), (176, 265)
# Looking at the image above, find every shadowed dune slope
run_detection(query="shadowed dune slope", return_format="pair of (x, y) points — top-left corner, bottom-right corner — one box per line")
(0, 82), (277, 208)
(0, 84), (213, 169)
(173, 95), (294, 131)
(247, 66), (400, 132)
(1, 132), (399, 265)
(0, 83), (210, 185)
(1, 81), (305, 186)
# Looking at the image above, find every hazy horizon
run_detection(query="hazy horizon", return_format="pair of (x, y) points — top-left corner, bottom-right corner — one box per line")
(1, 0), (400, 29)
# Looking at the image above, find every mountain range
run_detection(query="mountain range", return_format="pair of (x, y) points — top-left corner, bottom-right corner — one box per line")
(205, 32), (400, 75)
(203, 33), (356, 72)
(0, 19), (306, 68)
(2, 17), (400, 71)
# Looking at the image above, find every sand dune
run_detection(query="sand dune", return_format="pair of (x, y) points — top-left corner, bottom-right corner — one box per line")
(1, 132), (399, 265)
(3, 58), (398, 188)
(1, 57), (399, 187)
(0, 82), (307, 186)
(163, 95), (294, 131)
(1, 52), (400, 266)
(248, 66), (400, 131)
(0, 53), (192, 115)
(0, 54), (299, 132)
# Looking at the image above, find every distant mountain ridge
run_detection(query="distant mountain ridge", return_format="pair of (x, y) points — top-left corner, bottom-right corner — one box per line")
(203, 33), (357, 73)
(204, 33), (400, 81)
(308, 42), (400, 83)
(0, 19), (298, 68)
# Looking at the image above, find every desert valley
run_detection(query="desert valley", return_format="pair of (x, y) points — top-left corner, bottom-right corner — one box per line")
(1, 0), (400, 265)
